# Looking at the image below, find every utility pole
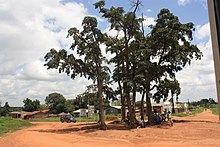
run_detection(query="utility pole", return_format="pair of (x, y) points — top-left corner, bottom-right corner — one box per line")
(207, 0), (220, 120)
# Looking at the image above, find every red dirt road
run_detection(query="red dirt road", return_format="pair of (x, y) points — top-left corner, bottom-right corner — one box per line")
(1, 110), (220, 147)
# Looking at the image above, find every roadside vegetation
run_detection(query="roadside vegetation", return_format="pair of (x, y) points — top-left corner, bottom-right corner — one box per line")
(29, 114), (121, 123)
(0, 117), (32, 137)
(210, 105), (219, 115)
(173, 107), (204, 117)
(29, 117), (60, 122)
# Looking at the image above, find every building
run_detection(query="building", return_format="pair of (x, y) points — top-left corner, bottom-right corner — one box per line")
(9, 110), (49, 119)
(104, 106), (122, 115)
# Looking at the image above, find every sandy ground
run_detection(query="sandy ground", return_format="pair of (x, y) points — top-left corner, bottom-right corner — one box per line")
(0, 109), (220, 147)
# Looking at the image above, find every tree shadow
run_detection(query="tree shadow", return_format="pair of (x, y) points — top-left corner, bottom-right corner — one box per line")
(31, 123), (131, 134)
(173, 119), (220, 124)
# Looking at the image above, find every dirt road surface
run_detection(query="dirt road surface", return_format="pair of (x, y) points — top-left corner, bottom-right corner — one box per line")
(1, 109), (220, 147)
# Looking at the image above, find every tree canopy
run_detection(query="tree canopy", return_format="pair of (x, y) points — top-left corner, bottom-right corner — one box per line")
(45, 92), (67, 114)
(23, 98), (40, 112)
(44, 0), (202, 129)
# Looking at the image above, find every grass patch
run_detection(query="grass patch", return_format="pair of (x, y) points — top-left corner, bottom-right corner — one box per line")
(28, 115), (121, 123)
(210, 105), (219, 115)
(190, 107), (204, 115)
(76, 115), (99, 122)
(0, 117), (32, 137)
(172, 112), (188, 117)
(29, 117), (60, 122)
(173, 107), (204, 117)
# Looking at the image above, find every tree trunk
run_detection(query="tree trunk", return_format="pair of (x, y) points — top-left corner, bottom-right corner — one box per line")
(126, 90), (136, 128)
(132, 84), (137, 121)
(171, 96), (175, 114)
(124, 27), (136, 128)
(146, 91), (152, 123)
(140, 90), (145, 120)
(145, 74), (152, 123)
(97, 63), (107, 130)
(118, 81), (126, 122)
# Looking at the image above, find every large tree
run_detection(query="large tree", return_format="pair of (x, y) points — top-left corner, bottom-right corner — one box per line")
(145, 8), (201, 119)
(45, 92), (66, 114)
(23, 98), (40, 112)
(95, 1), (202, 126)
(44, 17), (109, 129)
(94, 0), (144, 128)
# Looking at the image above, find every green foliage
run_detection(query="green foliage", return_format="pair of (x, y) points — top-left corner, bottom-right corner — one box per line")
(191, 98), (216, 108)
(45, 92), (67, 114)
(23, 98), (40, 112)
(0, 102), (10, 116)
(65, 99), (75, 113)
(45, 15), (110, 129)
(190, 107), (204, 115)
(44, 0), (203, 128)
(210, 104), (219, 115)
(0, 117), (32, 136)
(173, 107), (204, 117)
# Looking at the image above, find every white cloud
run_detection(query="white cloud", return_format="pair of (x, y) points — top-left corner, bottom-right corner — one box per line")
(176, 38), (217, 102)
(146, 9), (152, 12)
(0, 0), (93, 106)
(195, 23), (210, 40)
(177, 0), (190, 6)
(143, 16), (156, 27)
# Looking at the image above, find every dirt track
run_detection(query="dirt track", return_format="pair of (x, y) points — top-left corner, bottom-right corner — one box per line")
(1, 110), (220, 147)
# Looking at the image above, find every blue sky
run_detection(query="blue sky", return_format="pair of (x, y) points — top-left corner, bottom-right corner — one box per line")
(0, 0), (216, 106)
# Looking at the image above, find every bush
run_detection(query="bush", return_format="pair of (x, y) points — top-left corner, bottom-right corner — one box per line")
(210, 105), (219, 115)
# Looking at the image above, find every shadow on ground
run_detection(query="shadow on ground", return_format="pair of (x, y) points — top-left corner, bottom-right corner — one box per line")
(31, 123), (131, 134)
(173, 119), (220, 124)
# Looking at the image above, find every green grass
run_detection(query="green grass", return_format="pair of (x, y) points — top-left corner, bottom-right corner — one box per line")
(0, 117), (32, 137)
(172, 112), (188, 117)
(30, 115), (121, 123)
(28, 116), (99, 123)
(76, 115), (99, 122)
(210, 105), (219, 115)
(190, 107), (204, 115)
(29, 117), (60, 122)
(173, 107), (204, 117)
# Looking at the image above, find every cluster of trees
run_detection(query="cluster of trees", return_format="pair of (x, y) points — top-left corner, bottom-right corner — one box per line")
(23, 98), (40, 112)
(44, 0), (202, 129)
(191, 98), (217, 108)
(0, 102), (10, 116)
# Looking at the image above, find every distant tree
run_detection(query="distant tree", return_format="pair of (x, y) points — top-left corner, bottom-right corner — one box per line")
(32, 100), (40, 111)
(23, 98), (40, 112)
(65, 99), (75, 113)
(1, 102), (10, 116)
(200, 99), (209, 108)
(190, 98), (216, 108)
(45, 92), (66, 114)
(208, 98), (216, 105)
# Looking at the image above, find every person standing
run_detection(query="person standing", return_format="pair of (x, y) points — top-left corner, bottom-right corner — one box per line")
(167, 111), (173, 127)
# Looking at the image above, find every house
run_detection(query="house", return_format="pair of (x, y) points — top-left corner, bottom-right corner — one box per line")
(9, 110), (49, 119)
(73, 108), (88, 117)
(104, 106), (122, 115)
